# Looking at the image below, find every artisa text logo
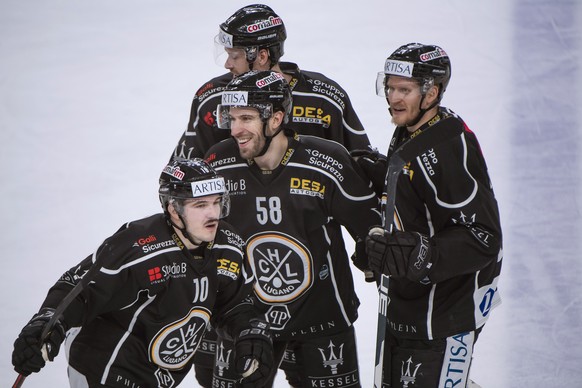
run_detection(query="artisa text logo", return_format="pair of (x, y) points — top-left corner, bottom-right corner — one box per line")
(384, 59), (413, 77)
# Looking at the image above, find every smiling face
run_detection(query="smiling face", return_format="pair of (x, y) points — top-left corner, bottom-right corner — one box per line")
(168, 194), (223, 247)
(228, 106), (266, 159)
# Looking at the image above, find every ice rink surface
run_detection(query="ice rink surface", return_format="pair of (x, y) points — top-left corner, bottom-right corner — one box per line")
(1, 0), (580, 386)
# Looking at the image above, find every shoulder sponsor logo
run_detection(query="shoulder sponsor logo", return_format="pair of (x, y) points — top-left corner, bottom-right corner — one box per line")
(305, 148), (345, 182)
(419, 148), (438, 176)
(198, 85), (226, 102)
(140, 238), (176, 254)
(209, 156), (236, 166)
(196, 82), (215, 97)
(289, 177), (325, 199)
(219, 228), (245, 250)
(246, 232), (313, 303)
(137, 235), (157, 245)
(149, 308), (210, 369)
(311, 79), (346, 109)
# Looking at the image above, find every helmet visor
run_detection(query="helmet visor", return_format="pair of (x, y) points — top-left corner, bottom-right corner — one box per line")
(171, 192), (231, 219)
(376, 71), (388, 97)
(214, 34), (258, 68)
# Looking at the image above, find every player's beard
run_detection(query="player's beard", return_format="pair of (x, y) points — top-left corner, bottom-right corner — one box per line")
(238, 132), (267, 160)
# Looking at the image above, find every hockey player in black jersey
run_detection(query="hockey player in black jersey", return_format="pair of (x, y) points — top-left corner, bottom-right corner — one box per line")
(203, 70), (380, 387)
(172, 4), (370, 162)
(359, 43), (502, 387)
(11, 159), (273, 388)
(171, 4), (372, 386)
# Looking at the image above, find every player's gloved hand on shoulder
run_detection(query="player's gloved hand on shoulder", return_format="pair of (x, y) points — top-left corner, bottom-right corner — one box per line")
(366, 227), (435, 283)
(235, 319), (273, 388)
(350, 148), (387, 196)
(12, 307), (68, 376)
(351, 238), (375, 283)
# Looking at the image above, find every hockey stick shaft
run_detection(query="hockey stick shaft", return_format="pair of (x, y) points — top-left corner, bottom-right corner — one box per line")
(373, 119), (463, 388)
(12, 245), (108, 388)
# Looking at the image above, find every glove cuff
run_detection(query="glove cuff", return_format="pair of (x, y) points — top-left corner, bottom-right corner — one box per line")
(406, 233), (435, 283)
(236, 319), (271, 345)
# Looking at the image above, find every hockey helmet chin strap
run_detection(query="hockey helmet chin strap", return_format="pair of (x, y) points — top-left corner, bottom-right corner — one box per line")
(255, 120), (284, 157)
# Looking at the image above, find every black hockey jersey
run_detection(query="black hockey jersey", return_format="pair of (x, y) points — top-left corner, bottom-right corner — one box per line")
(384, 108), (502, 340)
(205, 133), (381, 341)
(39, 215), (254, 387)
(173, 62), (371, 160)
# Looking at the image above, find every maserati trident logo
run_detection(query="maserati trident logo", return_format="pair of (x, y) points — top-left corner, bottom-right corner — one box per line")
(215, 341), (232, 377)
(400, 356), (422, 387)
(318, 340), (344, 375)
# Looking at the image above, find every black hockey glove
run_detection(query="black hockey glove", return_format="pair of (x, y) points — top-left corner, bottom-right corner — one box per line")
(366, 228), (435, 283)
(350, 148), (387, 197)
(351, 238), (375, 283)
(12, 308), (68, 376)
(235, 319), (274, 388)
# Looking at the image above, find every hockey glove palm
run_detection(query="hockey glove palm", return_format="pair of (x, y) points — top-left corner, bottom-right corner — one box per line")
(350, 148), (387, 197)
(366, 228), (435, 283)
(235, 319), (273, 388)
(12, 308), (67, 376)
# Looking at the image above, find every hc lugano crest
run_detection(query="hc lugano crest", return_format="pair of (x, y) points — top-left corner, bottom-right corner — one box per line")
(246, 232), (313, 303)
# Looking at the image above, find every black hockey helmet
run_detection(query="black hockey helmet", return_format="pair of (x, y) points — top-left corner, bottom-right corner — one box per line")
(216, 4), (287, 64)
(216, 70), (292, 129)
(376, 43), (451, 102)
(159, 158), (229, 218)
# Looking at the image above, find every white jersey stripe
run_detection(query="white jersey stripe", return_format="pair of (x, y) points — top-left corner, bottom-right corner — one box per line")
(100, 247), (181, 275)
(101, 292), (157, 384)
(322, 224), (351, 326)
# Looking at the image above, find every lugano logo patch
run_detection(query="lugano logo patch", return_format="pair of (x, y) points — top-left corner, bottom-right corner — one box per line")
(149, 308), (210, 370)
(246, 232), (313, 303)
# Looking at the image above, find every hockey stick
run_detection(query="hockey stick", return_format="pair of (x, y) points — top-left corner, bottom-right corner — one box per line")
(12, 245), (108, 388)
(372, 119), (463, 388)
